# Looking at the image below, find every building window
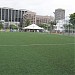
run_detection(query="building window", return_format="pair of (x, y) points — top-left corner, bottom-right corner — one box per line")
(2, 9), (4, 20)
(12, 10), (15, 22)
(19, 11), (21, 22)
(5, 9), (8, 22)
(9, 9), (11, 21)
(15, 10), (18, 22)
(0, 8), (1, 20)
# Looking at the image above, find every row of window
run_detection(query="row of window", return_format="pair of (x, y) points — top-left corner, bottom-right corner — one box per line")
(0, 8), (25, 22)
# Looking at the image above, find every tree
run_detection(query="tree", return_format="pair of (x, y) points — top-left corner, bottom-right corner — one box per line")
(69, 13), (75, 33)
(39, 21), (56, 33)
(64, 24), (72, 33)
(39, 23), (48, 30)
(10, 24), (18, 30)
(49, 21), (56, 33)
(23, 19), (31, 27)
(0, 21), (3, 30)
(19, 18), (23, 28)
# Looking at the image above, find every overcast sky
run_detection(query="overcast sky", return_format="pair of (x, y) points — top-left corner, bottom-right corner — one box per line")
(0, 0), (75, 17)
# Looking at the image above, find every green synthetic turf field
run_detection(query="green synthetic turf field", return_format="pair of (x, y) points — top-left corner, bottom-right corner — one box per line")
(0, 32), (75, 75)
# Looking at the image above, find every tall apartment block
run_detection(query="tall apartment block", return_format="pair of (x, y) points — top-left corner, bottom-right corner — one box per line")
(0, 7), (27, 27)
(54, 8), (65, 21)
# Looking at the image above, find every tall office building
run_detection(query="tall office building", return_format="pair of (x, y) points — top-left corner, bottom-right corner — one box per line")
(54, 8), (65, 21)
(0, 7), (27, 27)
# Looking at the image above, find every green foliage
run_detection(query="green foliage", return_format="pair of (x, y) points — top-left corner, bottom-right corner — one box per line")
(48, 21), (56, 32)
(0, 22), (3, 30)
(50, 21), (56, 25)
(39, 23), (48, 29)
(69, 13), (75, 28)
(10, 24), (18, 29)
(49, 21), (56, 30)
(63, 24), (73, 33)
(0, 32), (74, 75)
(64, 24), (73, 29)
(69, 13), (75, 33)
(23, 19), (31, 27)
(39, 21), (56, 32)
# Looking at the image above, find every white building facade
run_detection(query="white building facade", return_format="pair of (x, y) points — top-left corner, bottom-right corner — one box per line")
(0, 7), (27, 28)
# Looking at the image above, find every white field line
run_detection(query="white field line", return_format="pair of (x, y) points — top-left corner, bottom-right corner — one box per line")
(0, 43), (75, 47)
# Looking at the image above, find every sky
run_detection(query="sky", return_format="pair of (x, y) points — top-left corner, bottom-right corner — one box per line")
(0, 0), (75, 17)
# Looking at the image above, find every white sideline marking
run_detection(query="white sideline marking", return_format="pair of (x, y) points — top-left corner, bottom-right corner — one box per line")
(0, 43), (75, 47)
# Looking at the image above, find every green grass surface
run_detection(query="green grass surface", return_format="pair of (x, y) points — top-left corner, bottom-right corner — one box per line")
(0, 32), (75, 75)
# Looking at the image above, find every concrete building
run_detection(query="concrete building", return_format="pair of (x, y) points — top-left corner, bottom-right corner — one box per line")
(0, 7), (27, 28)
(23, 11), (36, 24)
(54, 20), (65, 33)
(0, 7), (54, 28)
(36, 15), (54, 25)
(23, 12), (54, 25)
(54, 8), (65, 21)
